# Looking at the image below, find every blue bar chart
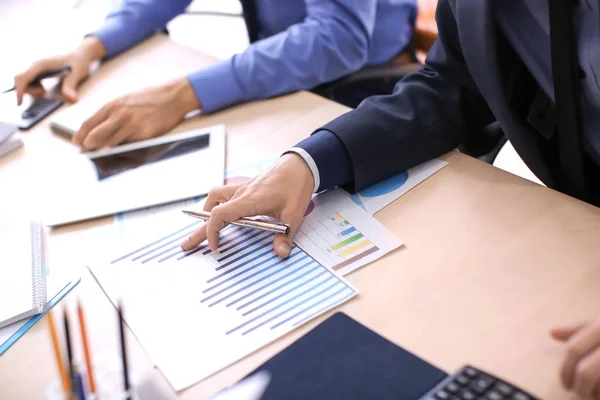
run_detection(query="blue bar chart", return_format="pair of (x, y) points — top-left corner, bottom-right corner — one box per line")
(95, 222), (357, 390)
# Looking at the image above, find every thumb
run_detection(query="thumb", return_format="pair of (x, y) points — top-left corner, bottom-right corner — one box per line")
(273, 206), (305, 259)
(551, 321), (588, 342)
(61, 71), (82, 102)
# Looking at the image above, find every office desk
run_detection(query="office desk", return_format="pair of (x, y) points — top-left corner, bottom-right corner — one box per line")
(1, 35), (600, 400)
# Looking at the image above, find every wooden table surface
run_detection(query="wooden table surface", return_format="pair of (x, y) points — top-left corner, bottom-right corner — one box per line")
(1, 34), (600, 400)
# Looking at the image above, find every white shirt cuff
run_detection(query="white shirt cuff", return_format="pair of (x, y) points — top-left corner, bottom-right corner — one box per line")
(283, 147), (320, 193)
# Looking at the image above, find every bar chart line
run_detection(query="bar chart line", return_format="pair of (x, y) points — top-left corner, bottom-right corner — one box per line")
(206, 257), (313, 307)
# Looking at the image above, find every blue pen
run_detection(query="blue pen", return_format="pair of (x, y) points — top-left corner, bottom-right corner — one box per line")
(76, 368), (87, 400)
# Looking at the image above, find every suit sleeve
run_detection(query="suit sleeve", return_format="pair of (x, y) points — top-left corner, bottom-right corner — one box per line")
(306, 0), (495, 192)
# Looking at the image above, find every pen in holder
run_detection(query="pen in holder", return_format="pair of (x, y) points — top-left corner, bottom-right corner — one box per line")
(45, 353), (139, 400)
(45, 301), (137, 400)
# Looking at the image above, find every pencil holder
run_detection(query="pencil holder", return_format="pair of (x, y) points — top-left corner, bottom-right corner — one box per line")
(45, 352), (138, 400)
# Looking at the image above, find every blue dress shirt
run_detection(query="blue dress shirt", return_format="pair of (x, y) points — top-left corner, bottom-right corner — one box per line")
(93, 0), (416, 113)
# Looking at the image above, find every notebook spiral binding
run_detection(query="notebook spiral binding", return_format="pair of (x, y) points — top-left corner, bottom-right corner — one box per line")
(30, 221), (47, 311)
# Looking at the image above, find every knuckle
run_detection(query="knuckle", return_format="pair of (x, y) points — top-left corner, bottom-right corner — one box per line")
(207, 187), (220, 199)
(567, 343), (584, 362)
(138, 127), (154, 140)
(575, 361), (595, 385)
(211, 205), (225, 220)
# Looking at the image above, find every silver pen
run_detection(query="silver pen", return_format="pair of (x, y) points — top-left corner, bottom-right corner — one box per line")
(181, 210), (290, 235)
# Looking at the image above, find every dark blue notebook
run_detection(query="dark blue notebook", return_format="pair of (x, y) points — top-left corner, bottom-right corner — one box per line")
(245, 312), (447, 399)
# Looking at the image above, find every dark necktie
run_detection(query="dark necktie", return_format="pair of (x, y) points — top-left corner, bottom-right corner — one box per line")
(548, 0), (586, 200)
(239, 0), (260, 43)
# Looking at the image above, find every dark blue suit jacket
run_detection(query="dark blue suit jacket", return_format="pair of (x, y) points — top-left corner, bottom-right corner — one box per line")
(299, 0), (600, 204)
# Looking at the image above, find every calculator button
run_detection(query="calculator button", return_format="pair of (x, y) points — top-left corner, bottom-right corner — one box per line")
(511, 393), (530, 400)
(471, 377), (494, 394)
(486, 391), (503, 400)
(446, 382), (460, 394)
(494, 383), (513, 396)
(464, 367), (479, 378)
(436, 390), (450, 400)
(461, 391), (476, 400)
(456, 375), (470, 386)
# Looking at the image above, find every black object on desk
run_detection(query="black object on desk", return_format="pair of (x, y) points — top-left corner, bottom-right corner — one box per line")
(18, 97), (64, 130)
(417, 365), (538, 400)
(244, 312), (447, 400)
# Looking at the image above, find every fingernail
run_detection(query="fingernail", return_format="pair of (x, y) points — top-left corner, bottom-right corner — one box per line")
(278, 242), (290, 257)
(181, 238), (190, 250)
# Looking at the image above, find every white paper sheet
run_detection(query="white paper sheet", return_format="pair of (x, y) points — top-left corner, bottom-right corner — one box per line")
(346, 159), (448, 215)
(294, 189), (403, 276)
(89, 225), (357, 391)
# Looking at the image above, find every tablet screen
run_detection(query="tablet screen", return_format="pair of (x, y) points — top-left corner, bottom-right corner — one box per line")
(91, 134), (210, 180)
(41, 125), (226, 227)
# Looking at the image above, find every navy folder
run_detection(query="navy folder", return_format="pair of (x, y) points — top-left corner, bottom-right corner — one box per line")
(246, 312), (448, 399)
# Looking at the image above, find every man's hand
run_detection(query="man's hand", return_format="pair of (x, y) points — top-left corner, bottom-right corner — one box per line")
(14, 36), (105, 105)
(181, 153), (315, 258)
(72, 78), (200, 151)
(551, 318), (600, 399)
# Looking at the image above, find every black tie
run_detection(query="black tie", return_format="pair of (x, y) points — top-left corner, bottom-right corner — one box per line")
(239, 0), (260, 43)
(548, 0), (586, 200)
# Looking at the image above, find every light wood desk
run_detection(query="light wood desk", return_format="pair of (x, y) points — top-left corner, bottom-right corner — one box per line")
(1, 35), (600, 400)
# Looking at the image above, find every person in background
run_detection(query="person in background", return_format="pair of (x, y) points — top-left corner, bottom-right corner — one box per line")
(14, 0), (416, 151)
(178, 0), (600, 397)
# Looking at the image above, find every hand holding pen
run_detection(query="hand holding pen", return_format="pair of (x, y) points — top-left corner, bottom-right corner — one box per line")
(11, 36), (106, 105)
(180, 154), (314, 258)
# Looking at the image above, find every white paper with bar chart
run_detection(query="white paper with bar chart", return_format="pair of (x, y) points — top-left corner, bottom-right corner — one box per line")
(88, 221), (358, 391)
(295, 189), (404, 275)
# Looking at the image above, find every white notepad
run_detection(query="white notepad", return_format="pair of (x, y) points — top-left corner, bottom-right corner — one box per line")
(0, 220), (47, 328)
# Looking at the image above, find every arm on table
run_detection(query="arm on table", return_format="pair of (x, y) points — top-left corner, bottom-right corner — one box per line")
(92, 0), (193, 58)
(188, 0), (414, 112)
(295, 0), (495, 193)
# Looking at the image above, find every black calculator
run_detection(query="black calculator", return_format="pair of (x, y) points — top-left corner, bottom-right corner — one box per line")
(18, 97), (64, 130)
(418, 365), (538, 400)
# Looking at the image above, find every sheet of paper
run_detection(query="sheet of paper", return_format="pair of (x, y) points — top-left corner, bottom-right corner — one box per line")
(347, 159), (448, 215)
(294, 189), (403, 276)
(89, 224), (358, 391)
(0, 218), (41, 327)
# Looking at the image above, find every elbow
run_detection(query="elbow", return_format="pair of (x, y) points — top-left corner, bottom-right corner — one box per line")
(324, 27), (371, 75)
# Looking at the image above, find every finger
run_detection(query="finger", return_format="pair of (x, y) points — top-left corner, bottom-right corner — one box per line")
(562, 321), (600, 390)
(82, 115), (122, 150)
(73, 105), (113, 149)
(205, 198), (259, 251)
(204, 185), (242, 212)
(573, 347), (600, 399)
(552, 322), (588, 341)
(594, 374), (600, 400)
(15, 58), (64, 105)
(61, 70), (84, 103)
(72, 104), (111, 147)
(272, 205), (306, 258)
(181, 224), (207, 251)
(24, 83), (45, 99)
(104, 126), (134, 148)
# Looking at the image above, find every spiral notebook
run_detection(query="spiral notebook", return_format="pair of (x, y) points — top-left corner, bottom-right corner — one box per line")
(0, 220), (47, 328)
